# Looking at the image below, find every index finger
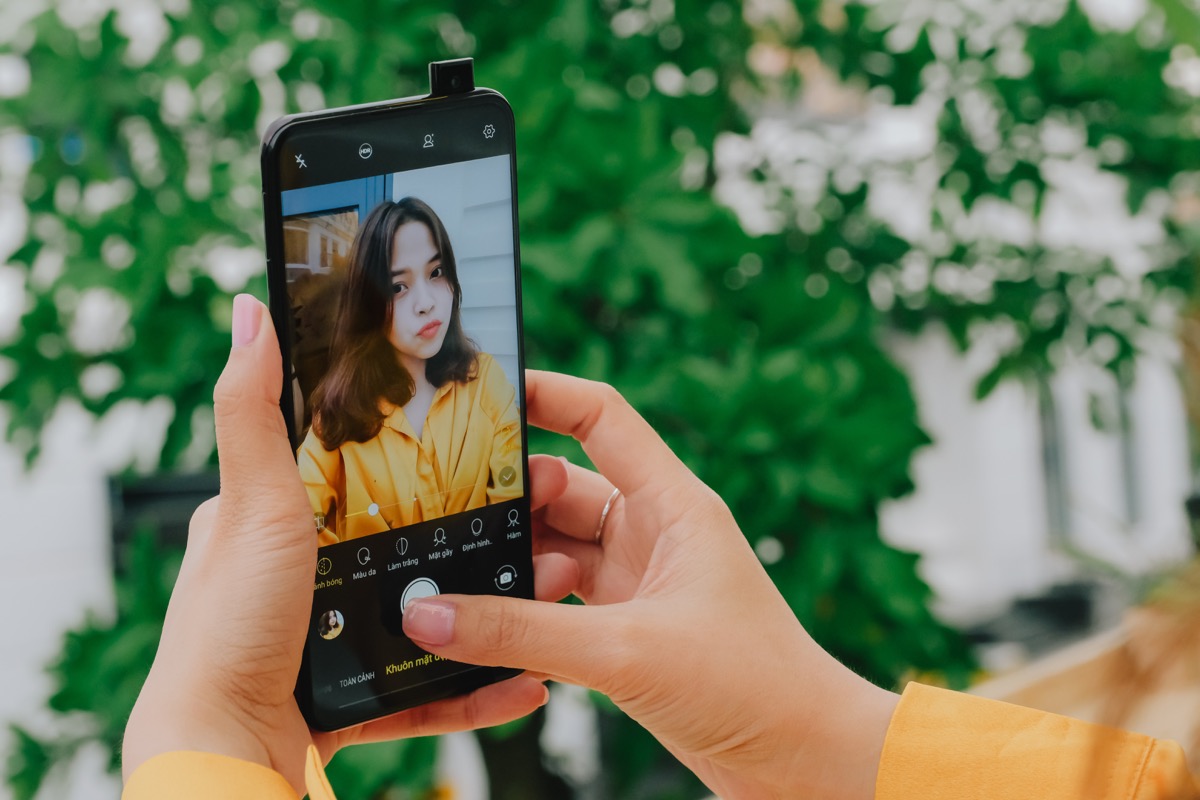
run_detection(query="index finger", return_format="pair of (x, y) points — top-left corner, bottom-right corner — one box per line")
(525, 370), (690, 497)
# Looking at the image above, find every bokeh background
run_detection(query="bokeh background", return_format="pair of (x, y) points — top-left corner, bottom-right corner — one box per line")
(2, 0), (1200, 797)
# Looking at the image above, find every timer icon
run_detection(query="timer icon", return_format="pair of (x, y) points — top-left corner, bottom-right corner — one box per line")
(482, 123), (496, 139)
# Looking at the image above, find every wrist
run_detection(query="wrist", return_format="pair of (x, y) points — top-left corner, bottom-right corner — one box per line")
(123, 677), (277, 782)
(770, 657), (899, 800)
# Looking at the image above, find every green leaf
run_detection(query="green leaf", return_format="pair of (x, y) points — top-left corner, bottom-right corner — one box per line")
(5, 726), (57, 800)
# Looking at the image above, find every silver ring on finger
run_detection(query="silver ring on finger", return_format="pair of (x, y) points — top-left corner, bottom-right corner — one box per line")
(594, 487), (621, 544)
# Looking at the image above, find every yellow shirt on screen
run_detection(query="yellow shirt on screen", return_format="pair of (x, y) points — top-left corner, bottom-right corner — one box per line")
(297, 352), (523, 544)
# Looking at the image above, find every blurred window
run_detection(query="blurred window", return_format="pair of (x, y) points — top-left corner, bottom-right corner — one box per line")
(284, 225), (308, 267)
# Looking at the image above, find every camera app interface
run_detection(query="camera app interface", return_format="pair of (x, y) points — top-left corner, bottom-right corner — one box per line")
(273, 103), (530, 722)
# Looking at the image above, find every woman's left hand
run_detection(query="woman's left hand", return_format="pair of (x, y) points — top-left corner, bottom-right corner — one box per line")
(122, 295), (576, 793)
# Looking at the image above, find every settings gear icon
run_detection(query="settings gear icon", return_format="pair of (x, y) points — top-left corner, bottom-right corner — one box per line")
(482, 123), (496, 139)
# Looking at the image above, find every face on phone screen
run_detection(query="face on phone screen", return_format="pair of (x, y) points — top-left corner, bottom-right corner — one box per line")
(264, 96), (530, 729)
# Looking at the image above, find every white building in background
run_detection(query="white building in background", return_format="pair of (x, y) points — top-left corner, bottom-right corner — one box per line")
(882, 326), (1193, 627)
(0, 403), (146, 800)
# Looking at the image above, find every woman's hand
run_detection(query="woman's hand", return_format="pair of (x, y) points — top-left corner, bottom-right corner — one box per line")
(122, 296), (573, 793)
(402, 371), (900, 800)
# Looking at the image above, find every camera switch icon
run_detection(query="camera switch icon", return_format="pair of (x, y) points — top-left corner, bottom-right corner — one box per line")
(495, 565), (517, 591)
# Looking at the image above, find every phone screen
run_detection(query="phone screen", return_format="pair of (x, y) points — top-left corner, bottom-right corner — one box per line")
(262, 94), (531, 730)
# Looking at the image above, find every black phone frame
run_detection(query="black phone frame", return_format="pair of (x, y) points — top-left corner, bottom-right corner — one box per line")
(260, 81), (529, 732)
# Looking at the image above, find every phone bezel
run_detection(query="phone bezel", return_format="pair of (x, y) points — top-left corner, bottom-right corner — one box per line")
(261, 89), (528, 732)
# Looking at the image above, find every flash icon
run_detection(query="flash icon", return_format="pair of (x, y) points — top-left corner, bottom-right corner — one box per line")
(295, 154), (307, 168)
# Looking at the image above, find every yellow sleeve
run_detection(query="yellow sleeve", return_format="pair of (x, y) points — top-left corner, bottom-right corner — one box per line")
(876, 683), (1200, 800)
(479, 356), (523, 504)
(123, 746), (337, 800)
(122, 751), (298, 800)
(297, 426), (343, 546)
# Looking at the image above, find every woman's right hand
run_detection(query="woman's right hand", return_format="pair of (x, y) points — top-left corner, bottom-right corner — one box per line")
(403, 371), (899, 800)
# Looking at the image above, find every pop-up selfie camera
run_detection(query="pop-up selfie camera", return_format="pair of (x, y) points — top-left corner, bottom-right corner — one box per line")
(429, 58), (476, 97)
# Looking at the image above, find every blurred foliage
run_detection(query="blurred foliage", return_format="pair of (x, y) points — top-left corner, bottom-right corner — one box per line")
(772, 0), (1200, 391)
(5, 532), (173, 800)
(3, 0), (1198, 797)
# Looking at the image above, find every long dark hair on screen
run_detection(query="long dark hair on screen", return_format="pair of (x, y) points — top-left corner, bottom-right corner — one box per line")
(310, 197), (478, 449)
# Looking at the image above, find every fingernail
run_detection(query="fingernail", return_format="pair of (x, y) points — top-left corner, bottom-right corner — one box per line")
(232, 294), (262, 348)
(557, 456), (570, 469)
(539, 684), (550, 707)
(403, 599), (456, 645)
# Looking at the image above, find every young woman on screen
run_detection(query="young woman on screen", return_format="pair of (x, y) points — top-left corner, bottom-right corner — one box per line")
(297, 197), (522, 544)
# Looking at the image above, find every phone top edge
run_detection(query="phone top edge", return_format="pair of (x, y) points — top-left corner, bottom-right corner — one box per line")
(260, 88), (510, 155)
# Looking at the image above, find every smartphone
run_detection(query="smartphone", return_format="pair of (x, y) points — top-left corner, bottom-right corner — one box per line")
(260, 60), (532, 731)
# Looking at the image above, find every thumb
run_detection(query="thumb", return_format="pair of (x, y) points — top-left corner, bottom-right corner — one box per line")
(403, 595), (629, 692)
(212, 294), (308, 533)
